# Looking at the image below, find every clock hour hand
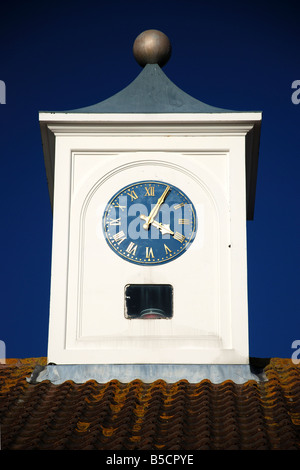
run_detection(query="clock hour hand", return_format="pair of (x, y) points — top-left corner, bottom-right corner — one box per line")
(140, 215), (174, 236)
(152, 220), (174, 236)
(141, 185), (171, 230)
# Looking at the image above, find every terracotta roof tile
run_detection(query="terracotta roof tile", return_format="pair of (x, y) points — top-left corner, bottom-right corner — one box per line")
(0, 358), (299, 450)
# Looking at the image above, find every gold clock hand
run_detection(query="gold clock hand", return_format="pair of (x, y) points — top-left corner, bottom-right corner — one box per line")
(152, 220), (174, 236)
(140, 215), (174, 235)
(141, 185), (171, 230)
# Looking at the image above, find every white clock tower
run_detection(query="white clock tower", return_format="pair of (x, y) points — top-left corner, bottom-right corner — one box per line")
(39, 31), (262, 383)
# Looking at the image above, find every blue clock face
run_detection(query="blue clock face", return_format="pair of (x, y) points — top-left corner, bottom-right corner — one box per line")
(103, 180), (197, 265)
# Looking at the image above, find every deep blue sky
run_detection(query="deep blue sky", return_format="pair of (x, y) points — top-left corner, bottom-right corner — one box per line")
(1, 0), (299, 359)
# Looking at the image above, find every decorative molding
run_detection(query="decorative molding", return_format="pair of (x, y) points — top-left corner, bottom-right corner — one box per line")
(46, 123), (255, 137)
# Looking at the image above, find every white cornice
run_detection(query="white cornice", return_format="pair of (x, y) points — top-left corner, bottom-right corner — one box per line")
(45, 124), (256, 137)
(39, 111), (262, 121)
(40, 112), (262, 137)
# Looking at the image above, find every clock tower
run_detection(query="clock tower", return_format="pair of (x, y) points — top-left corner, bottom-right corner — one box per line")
(39, 31), (262, 382)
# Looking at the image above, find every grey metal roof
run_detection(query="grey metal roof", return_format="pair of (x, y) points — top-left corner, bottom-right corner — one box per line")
(67, 64), (234, 114)
(30, 363), (266, 385)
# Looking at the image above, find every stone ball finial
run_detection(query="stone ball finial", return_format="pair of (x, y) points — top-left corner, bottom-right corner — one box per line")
(133, 30), (172, 67)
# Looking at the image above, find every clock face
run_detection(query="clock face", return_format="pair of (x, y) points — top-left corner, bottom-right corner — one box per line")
(102, 180), (197, 265)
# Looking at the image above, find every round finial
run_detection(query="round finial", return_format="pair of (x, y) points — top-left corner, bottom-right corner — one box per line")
(133, 30), (172, 67)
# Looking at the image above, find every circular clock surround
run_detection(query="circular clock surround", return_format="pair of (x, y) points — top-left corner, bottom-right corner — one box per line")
(102, 180), (197, 265)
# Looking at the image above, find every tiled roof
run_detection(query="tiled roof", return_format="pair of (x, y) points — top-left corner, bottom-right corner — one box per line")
(0, 358), (299, 450)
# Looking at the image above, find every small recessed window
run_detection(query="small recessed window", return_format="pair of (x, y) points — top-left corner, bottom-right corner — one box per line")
(125, 284), (173, 319)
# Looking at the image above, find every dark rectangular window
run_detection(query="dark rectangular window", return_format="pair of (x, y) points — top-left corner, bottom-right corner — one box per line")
(125, 284), (173, 319)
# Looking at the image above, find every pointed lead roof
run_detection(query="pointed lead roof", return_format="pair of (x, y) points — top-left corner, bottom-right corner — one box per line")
(66, 30), (235, 114)
(69, 63), (233, 114)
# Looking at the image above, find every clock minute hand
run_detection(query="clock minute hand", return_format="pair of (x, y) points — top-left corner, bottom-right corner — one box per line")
(142, 185), (171, 230)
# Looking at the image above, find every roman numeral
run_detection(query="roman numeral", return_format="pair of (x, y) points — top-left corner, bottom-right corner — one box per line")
(145, 185), (155, 196)
(127, 190), (138, 201)
(146, 247), (154, 259)
(164, 244), (172, 255)
(174, 202), (186, 210)
(178, 219), (190, 225)
(114, 202), (126, 211)
(126, 242), (138, 256)
(173, 232), (186, 243)
(113, 230), (126, 244)
(109, 217), (121, 226)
